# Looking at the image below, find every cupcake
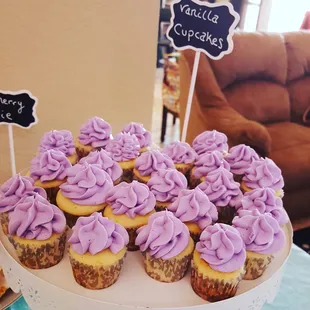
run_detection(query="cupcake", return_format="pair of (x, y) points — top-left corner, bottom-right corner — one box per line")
(198, 167), (242, 224)
(168, 187), (218, 242)
(191, 223), (246, 302)
(38, 129), (78, 164)
(135, 211), (194, 283)
(8, 194), (67, 269)
(56, 163), (113, 227)
(233, 210), (285, 280)
(105, 133), (140, 182)
(148, 168), (188, 211)
(192, 130), (229, 156)
(68, 212), (129, 289)
(190, 151), (230, 188)
(133, 150), (175, 184)
(225, 144), (259, 182)
(162, 141), (197, 177)
(104, 181), (156, 251)
(76, 117), (112, 158)
(30, 149), (72, 205)
(122, 122), (152, 153)
(79, 149), (123, 185)
(238, 188), (289, 226)
(241, 158), (284, 198)
(0, 174), (46, 235)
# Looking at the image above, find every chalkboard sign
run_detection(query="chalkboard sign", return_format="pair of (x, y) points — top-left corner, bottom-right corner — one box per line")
(0, 90), (38, 128)
(167, 0), (240, 60)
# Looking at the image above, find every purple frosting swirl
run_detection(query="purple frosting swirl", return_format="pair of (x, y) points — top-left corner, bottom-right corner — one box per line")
(78, 117), (112, 148)
(198, 167), (242, 208)
(30, 150), (72, 183)
(163, 141), (197, 164)
(135, 150), (175, 176)
(238, 188), (288, 225)
(106, 181), (155, 218)
(8, 194), (66, 240)
(122, 122), (151, 148)
(232, 210), (285, 254)
(192, 130), (229, 155)
(169, 187), (218, 230)
(60, 163), (113, 205)
(0, 175), (46, 213)
(135, 210), (190, 259)
(105, 133), (140, 162)
(38, 130), (75, 156)
(225, 144), (259, 175)
(193, 151), (230, 179)
(79, 149), (122, 182)
(68, 212), (129, 255)
(243, 158), (284, 191)
(147, 169), (188, 202)
(196, 223), (246, 272)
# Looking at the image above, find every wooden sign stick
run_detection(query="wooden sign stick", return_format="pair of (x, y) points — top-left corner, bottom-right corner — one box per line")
(8, 124), (16, 176)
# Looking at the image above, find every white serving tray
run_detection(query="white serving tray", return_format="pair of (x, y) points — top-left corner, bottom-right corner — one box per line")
(0, 221), (292, 310)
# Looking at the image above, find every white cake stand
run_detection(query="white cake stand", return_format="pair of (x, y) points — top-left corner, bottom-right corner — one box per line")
(0, 222), (292, 310)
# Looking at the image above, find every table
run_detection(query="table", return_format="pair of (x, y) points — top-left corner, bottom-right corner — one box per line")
(6, 245), (310, 310)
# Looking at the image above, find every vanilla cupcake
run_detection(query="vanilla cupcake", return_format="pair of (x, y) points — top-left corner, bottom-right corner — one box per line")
(8, 194), (67, 269)
(169, 187), (218, 242)
(104, 181), (156, 251)
(233, 210), (285, 280)
(68, 212), (129, 289)
(76, 117), (112, 158)
(135, 211), (194, 283)
(148, 168), (188, 211)
(79, 149), (123, 184)
(105, 133), (140, 182)
(122, 122), (152, 153)
(30, 149), (72, 205)
(56, 163), (113, 227)
(192, 224), (246, 302)
(133, 150), (175, 184)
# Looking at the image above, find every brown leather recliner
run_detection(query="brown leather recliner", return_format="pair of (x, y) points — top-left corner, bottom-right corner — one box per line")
(179, 31), (310, 229)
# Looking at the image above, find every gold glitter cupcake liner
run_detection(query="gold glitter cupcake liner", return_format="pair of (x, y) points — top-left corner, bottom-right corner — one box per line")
(244, 252), (274, 280)
(0, 212), (9, 236)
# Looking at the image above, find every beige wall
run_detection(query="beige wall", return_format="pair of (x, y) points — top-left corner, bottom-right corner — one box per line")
(0, 1), (159, 183)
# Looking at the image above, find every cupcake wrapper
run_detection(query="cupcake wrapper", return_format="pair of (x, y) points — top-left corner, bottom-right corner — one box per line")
(191, 263), (243, 302)
(126, 227), (139, 251)
(0, 212), (9, 236)
(69, 255), (125, 289)
(122, 168), (134, 183)
(143, 251), (192, 283)
(9, 230), (67, 269)
(244, 254), (274, 280)
(189, 173), (201, 189)
(45, 187), (60, 206)
(217, 206), (236, 225)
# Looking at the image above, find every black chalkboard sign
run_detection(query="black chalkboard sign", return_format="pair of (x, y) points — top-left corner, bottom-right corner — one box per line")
(0, 90), (38, 128)
(167, 0), (240, 60)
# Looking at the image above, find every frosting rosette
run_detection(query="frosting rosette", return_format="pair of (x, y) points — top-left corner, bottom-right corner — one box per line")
(79, 149), (122, 182)
(232, 210), (285, 255)
(60, 163), (113, 205)
(8, 194), (66, 240)
(105, 133), (140, 162)
(196, 223), (246, 272)
(168, 187), (218, 229)
(239, 188), (288, 225)
(0, 174), (46, 213)
(193, 151), (230, 179)
(147, 169), (188, 202)
(225, 144), (259, 175)
(134, 150), (174, 176)
(122, 122), (151, 148)
(30, 150), (72, 183)
(68, 212), (129, 255)
(106, 181), (155, 218)
(78, 117), (112, 148)
(163, 141), (197, 164)
(135, 210), (190, 259)
(198, 167), (242, 208)
(192, 130), (229, 155)
(38, 130), (75, 156)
